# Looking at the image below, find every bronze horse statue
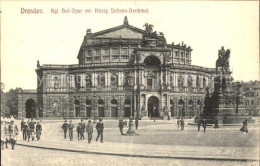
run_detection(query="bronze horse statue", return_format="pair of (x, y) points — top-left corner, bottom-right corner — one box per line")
(216, 47), (230, 74)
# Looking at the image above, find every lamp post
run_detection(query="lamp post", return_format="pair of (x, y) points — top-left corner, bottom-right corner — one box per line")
(153, 106), (156, 122)
(126, 73), (136, 135)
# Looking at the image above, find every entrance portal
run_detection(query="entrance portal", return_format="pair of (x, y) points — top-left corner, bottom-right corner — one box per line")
(148, 96), (160, 117)
(26, 99), (36, 118)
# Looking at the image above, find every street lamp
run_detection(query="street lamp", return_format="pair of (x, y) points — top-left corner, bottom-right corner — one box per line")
(126, 73), (136, 135)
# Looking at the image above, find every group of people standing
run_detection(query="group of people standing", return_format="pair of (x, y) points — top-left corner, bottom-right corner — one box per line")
(62, 118), (103, 143)
(1, 117), (19, 150)
(118, 118), (138, 135)
(21, 118), (42, 142)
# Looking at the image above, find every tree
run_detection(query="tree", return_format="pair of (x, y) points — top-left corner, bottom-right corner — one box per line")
(6, 88), (22, 117)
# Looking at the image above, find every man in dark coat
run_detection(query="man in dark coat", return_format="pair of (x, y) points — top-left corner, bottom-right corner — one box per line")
(21, 119), (27, 140)
(62, 120), (69, 139)
(77, 123), (82, 141)
(96, 119), (104, 143)
(118, 119), (124, 135)
(180, 118), (184, 130)
(203, 119), (207, 133)
(80, 119), (86, 140)
(36, 121), (42, 141)
(135, 118), (139, 130)
(197, 117), (201, 131)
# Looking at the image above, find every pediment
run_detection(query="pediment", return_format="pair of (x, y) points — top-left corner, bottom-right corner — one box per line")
(91, 25), (144, 39)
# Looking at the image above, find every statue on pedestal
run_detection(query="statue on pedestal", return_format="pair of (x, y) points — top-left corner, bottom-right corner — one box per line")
(215, 46), (231, 74)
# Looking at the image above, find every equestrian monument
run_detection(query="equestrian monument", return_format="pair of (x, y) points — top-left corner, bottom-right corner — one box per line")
(203, 47), (253, 124)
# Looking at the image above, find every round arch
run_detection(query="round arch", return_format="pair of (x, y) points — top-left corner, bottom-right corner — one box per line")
(144, 55), (161, 66)
(26, 99), (36, 118)
(178, 99), (185, 117)
(147, 96), (160, 117)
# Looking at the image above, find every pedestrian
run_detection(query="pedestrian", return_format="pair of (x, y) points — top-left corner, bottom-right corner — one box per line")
(80, 119), (85, 140)
(36, 121), (42, 141)
(26, 124), (31, 142)
(8, 118), (19, 150)
(68, 120), (74, 141)
(124, 119), (127, 127)
(86, 120), (93, 143)
(213, 120), (220, 131)
(180, 118), (184, 130)
(203, 119), (207, 133)
(1, 117), (6, 150)
(77, 123), (82, 141)
(96, 119), (104, 143)
(62, 120), (69, 139)
(29, 118), (35, 141)
(197, 117), (201, 131)
(177, 117), (180, 128)
(135, 118), (139, 130)
(21, 119), (27, 140)
(118, 119), (124, 135)
(4, 118), (10, 149)
(240, 119), (248, 133)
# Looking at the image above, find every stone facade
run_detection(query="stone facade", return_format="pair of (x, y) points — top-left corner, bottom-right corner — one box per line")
(18, 17), (216, 119)
(241, 80), (260, 116)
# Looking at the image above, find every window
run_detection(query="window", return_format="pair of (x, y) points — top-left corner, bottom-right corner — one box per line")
(88, 50), (92, 56)
(86, 57), (92, 61)
(96, 49), (101, 55)
(181, 52), (184, 58)
(104, 48), (109, 55)
(251, 100), (254, 105)
(122, 48), (128, 55)
(147, 79), (152, 88)
(112, 48), (119, 54)
(175, 51), (178, 57)
(186, 53), (188, 58)
(85, 75), (92, 88)
(110, 74), (118, 89)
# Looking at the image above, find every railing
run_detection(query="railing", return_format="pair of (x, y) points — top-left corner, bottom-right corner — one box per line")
(39, 62), (215, 72)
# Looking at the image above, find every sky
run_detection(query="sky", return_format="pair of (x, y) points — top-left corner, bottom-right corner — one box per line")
(1, 1), (259, 92)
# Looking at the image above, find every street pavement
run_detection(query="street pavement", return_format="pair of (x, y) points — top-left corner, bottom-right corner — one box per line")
(1, 119), (259, 166)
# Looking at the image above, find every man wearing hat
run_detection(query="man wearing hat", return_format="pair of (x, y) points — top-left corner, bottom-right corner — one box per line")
(118, 119), (124, 135)
(21, 119), (27, 140)
(68, 120), (74, 141)
(29, 118), (36, 141)
(62, 120), (69, 139)
(8, 118), (19, 150)
(80, 119), (86, 140)
(96, 119), (104, 143)
(36, 121), (42, 141)
(86, 120), (93, 143)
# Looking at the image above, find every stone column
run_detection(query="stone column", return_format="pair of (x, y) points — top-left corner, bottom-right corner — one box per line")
(107, 71), (111, 90)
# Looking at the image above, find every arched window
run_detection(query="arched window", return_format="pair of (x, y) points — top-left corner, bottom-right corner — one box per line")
(111, 99), (118, 117)
(85, 74), (92, 89)
(203, 78), (206, 88)
(178, 76), (183, 91)
(110, 74), (118, 89)
(188, 76), (193, 91)
(144, 55), (161, 66)
(74, 75), (81, 91)
(196, 76), (200, 89)
(74, 99), (80, 117)
(98, 74), (105, 89)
